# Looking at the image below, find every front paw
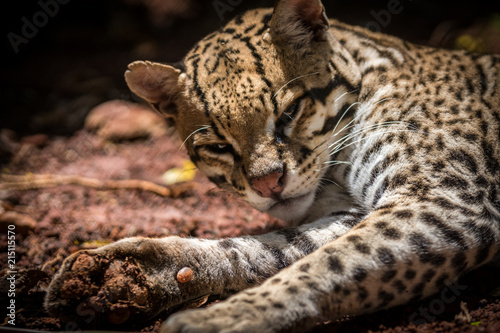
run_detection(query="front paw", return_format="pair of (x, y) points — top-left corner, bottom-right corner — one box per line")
(45, 237), (216, 325)
(162, 297), (270, 333)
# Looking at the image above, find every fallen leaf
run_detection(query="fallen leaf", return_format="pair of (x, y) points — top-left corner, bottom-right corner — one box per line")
(162, 160), (197, 184)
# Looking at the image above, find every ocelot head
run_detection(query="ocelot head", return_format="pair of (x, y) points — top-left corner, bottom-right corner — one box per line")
(125, 0), (361, 223)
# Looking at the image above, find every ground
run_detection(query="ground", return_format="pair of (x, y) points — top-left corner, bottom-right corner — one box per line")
(1, 123), (499, 332)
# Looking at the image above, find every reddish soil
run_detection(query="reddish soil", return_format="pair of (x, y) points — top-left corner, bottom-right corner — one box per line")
(1, 126), (499, 332)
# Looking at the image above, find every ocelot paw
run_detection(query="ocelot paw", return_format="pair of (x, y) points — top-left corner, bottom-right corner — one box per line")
(45, 237), (215, 326)
(162, 293), (274, 333)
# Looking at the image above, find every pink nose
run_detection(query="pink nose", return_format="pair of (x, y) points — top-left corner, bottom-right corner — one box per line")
(251, 171), (285, 198)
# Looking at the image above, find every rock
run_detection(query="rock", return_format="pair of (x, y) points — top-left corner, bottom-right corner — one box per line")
(21, 134), (50, 147)
(0, 211), (37, 235)
(85, 100), (168, 141)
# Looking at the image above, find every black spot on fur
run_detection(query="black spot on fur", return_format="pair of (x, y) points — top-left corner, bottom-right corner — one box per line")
(347, 235), (371, 254)
(378, 290), (395, 307)
(299, 264), (310, 272)
(355, 243), (371, 254)
(449, 149), (478, 173)
(412, 282), (426, 295)
(376, 222), (403, 240)
(347, 235), (362, 242)
(392, 280), (407, 293)
(324, 247), (335, 254)
(263, 244), (290, 270)
(219, 238), (236, 249)
(358, 286), (369, 301)
(353, 266), (368, 282)
(307, 282), (321, 291)
(387, 173), (408, 190)
(404, 269), (416, 280)
(329, 256), (345, 274)
(441, 175), (469, 190)
(482, 140), (500, 175)
(435, 273), (449, 289)
(420, 213), (467, 250)
(377, 247), (396, 266)
(381, 270), (397, 282)
(273, 302), (285, 309)
(409, 233), (433, 263)
(394, 210), (414, 219)
(429, 254), (447, 267)
(278, 229), (318, 255)
(422, 268), (436, 282)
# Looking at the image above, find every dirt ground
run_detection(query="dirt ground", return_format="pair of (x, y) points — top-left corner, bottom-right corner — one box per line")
(2, 0), (500, 332)
(1, 122), (500, 332)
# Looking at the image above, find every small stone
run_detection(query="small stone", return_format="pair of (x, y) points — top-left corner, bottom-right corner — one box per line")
(21, 134), (49, 147)
(176, 267), (194, 283)
(85, 100), (168, 141)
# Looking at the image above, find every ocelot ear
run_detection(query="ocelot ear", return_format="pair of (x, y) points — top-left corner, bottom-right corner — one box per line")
(125, 61), (182, 119)
(269, 0), (329, 48)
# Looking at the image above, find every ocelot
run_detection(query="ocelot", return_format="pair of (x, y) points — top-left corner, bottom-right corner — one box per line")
(45, 0), (500, 332)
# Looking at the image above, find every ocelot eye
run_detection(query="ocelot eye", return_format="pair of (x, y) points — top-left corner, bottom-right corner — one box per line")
(276, 99), (303, 139)
(277, 102), (298, 129)
(205, 143), (233, 155)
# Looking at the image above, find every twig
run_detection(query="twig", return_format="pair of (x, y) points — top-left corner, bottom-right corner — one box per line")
(0, 173), (196, 198)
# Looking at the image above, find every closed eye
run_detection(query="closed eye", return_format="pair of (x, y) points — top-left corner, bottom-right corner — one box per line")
(205, 143), (234, 155)
(276, 98), (304, 140)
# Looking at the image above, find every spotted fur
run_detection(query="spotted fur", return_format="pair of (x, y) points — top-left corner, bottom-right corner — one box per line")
(46, 0), (500, 332)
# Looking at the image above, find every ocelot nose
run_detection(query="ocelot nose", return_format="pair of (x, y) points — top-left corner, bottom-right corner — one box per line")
(250, 167), (287, 198)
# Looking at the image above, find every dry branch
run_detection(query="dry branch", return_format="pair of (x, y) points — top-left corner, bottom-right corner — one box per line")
(0, 173), (195, 198)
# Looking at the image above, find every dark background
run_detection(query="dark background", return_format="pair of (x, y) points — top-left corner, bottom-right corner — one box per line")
(2, 0), (500, 136)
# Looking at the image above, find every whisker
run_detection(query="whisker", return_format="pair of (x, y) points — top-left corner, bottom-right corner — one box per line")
(331, 102), (361, 136)
(374, 97), (394, 106)
(329, 126), (403, 155)
(322, 160), (353, 166)
(319, 177), (343, 189)
(179, 125), (211, 151)
(312, 122), (409, 162)
(272, 72), (320, 100)
(330, 128), (422, 156)
(311, 106), (372, 156)
(329, 121), (412, 149)
(313, 93), (381, 154)
(331, 96), (395, 138)
(311, 90), (360, 153)
(313, 97), (420, 174)
(316, 160), (352, 173)
(334, 89), (359, 103)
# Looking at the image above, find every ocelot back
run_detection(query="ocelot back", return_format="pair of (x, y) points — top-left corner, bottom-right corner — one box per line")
(45, 0), (500, 332)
